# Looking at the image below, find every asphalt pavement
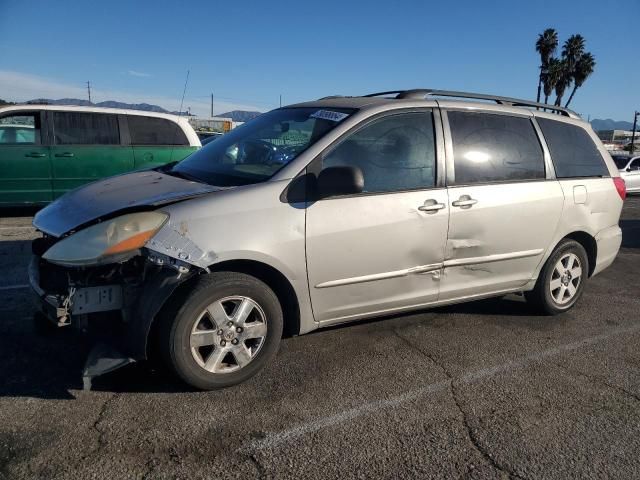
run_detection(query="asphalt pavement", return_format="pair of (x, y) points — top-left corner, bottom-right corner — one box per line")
(0, 197), (639, 479)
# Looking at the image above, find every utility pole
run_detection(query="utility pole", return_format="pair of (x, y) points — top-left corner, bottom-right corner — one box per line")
(631, 111), (639, 156)
(279, 95), (282, 108)
(211, 93), (214, 118)
(86, 81), (92, 103)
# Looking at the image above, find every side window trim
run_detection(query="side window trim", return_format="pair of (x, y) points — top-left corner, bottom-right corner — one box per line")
(531, 117), (556, 180)
(118, 114), (131, 146)
(306, 108), (444, 199)
(442, 109), (548, 186)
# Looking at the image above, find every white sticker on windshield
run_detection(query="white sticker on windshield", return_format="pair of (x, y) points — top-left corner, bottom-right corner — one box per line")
(310, 110), (349, 122)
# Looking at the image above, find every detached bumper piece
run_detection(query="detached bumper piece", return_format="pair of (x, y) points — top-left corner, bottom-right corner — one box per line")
(82, 343), (135, 391)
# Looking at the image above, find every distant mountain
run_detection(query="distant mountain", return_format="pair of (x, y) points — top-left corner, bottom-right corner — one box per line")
(217, 110), (262, 122)
(96, 101), (168, 113)
(591, 119), (635, 131)
(28, 98), (94, 107)
(25, 98), (189, 115)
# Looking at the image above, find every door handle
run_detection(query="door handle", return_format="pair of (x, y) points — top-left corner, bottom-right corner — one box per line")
(418, 199), (446, 213)
(25, 152), (46, 158)
(452, 195), (478, 208)
(54, 152), (74, 158)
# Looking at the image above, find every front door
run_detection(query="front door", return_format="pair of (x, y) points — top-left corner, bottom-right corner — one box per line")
(439, 110), (564, 300)
(0, 110), (52, 205)
(305, 111), (449, 323)
(50, 111), (134, 198)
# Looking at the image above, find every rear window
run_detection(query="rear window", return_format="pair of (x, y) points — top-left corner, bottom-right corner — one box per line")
(128, 116), (189, 146)
(537, 118), (609, 178)
(53, 112), (119, 145)
(448, 111), (545, 184)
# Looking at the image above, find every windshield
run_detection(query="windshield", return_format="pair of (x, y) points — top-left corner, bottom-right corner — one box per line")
(172, 107), (354, 186)
(612, 155), (630, 169)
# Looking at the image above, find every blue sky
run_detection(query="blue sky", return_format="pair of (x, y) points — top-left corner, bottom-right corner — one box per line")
(0, 0), (636, 120)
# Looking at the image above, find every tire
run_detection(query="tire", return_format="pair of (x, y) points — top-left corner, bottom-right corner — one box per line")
(158, 272), (283, 390)
(525, 239), (589, 315)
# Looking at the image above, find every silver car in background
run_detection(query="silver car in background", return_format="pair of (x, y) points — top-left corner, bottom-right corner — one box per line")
(612, 154), (640, 193)
(30, 89), (625, 389)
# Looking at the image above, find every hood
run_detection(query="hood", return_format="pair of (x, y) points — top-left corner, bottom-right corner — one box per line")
(34, 171), (224, 237)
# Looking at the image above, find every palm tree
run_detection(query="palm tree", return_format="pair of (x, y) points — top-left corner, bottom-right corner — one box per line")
(564, 52), (595, 107)
(555, 34), (585, 106)
(535, 29), (559, 103)
(544, 58), (564, 105)
(562, 34), (586, 71)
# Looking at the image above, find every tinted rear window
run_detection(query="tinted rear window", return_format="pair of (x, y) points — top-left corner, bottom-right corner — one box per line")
(128, 116), (188, 146)
(448, 111), (545, 184)
(537, 118), (608, 178)
(53, 112), (119, 145)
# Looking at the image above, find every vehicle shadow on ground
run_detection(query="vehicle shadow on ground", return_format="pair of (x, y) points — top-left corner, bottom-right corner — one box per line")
(1, 216), (637, 398)
(0, 319), (191, 399)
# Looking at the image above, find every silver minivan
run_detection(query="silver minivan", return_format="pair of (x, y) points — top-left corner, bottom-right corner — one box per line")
(30, 89), (625, 389)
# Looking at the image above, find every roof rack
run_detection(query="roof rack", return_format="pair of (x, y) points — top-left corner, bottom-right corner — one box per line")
(362, 89), (580, 119)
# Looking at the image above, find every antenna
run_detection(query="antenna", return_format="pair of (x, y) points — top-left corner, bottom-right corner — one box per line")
(170, 70), (190, 162)
(86, 81), (92, 103)
(178, 70), (190, 116)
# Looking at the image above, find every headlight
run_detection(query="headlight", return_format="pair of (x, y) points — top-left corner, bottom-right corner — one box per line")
(43, 212), (168, 266)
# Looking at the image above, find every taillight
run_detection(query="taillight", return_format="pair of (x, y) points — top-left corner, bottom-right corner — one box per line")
(613, 177), (626, 200)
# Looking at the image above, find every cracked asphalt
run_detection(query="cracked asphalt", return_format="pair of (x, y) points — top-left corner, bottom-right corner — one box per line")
(0, 197), (639, 480)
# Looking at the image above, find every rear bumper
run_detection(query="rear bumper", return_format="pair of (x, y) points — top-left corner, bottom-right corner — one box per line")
(592, 225), (622, 276)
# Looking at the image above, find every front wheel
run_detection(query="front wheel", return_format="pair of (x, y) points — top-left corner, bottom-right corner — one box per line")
(525, 239), (589, 315)
(158, 272), (283, 390)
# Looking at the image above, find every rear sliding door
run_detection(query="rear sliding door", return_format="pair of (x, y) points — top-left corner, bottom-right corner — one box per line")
(440, 110), (564, 300)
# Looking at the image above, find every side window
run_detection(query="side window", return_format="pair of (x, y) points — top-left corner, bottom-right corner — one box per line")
(0, 112), (41, 145)
(630, 159), (640, 171)
(128, 116), (189, 146)
(447, 111), (545, 185)
(53, 112), (119, 145)
(322, 112), (436, 194)
(537, 118), (608, 178)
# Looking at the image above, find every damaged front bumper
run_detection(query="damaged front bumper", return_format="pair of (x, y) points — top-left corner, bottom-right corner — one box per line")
(29, 257), (124, 327)
(29, 240), (198, 389)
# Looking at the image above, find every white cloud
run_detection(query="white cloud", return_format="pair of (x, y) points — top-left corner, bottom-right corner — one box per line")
(127, 70), (151, 78)
(0, 70), (263, 117)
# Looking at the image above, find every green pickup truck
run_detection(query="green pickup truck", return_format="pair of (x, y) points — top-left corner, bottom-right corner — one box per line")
(0, 105), (201, 206)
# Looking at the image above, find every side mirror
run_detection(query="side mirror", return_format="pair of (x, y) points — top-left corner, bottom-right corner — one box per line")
(316, 166), (364, 198)
(627, 167), (632, 172)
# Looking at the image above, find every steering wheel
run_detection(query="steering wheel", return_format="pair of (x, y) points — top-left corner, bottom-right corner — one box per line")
(237, 139), (277, 165)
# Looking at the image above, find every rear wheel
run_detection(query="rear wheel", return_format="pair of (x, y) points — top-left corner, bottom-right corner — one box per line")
(525, 239), (588, 315)
(158, 272), (283, 390)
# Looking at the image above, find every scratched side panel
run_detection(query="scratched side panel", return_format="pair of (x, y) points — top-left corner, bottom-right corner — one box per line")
(148, 179), (316, 333)
(440, 181), (564, 299)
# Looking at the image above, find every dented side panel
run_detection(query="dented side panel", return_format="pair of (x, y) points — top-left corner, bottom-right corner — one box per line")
(439, 181), (565, 300)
